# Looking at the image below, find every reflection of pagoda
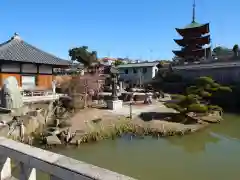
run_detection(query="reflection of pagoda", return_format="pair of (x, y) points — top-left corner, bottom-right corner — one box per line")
(173, 0), (211, 62)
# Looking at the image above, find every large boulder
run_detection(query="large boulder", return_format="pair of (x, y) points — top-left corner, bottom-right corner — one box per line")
(0, 76), (23, 109)
(46, 135), (62, 145)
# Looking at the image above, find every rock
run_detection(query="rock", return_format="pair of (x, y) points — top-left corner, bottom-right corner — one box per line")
(46, 135), (62, 145)
(0, 126), (10, 136)
(10, 105), (30, 117)
(60, 95), (72, 103)
(70, 135), (83, 145)
(69, 130), (86, 145)
(52, 128), (64, 135)
(0, 76), (23, 109)
(19, 115), (40, 135)
(0, 107), (11, 114)
(69, 136), (81, 145)
(35, 110), (45, 124)
(8, 125), (21, 139)
(198, 111), (223, 123)
(27, 110), (38, 116)
(0, 114), (13, 123)
(201, 115), (222, 123)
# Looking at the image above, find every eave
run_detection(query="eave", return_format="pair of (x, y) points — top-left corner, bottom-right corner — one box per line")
(176, 23), (210, 37)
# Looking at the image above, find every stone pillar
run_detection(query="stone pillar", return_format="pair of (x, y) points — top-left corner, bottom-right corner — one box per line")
(119, 81), (123, 92)
(107, 67), (123, 110)
(19, 162), (36, 180)
(52, 80), (56, 95)
(0, 156), (11, 179)
(111, 76), (118, 101)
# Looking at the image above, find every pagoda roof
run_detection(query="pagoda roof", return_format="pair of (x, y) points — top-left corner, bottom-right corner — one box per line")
(176, 23), (210, 37)
(173, 47), (211, 58)
(174, 35), (210, 47)
(183, 21), (206, 29)
(0, 33), (70, 66)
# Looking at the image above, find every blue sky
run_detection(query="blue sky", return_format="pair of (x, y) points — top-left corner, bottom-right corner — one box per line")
(1, 0), (239, 60)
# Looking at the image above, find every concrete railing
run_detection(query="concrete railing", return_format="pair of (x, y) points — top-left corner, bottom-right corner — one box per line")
(0, 137), (136, 180)
(22, 94), (65, 103)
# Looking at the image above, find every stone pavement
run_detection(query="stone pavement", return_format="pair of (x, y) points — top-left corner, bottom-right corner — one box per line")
(70, 101), (178, 132)
(106, 102), (176, 118)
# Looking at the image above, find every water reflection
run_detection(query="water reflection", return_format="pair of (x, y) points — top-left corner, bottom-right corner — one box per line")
(167, 130), (220, 153)
(210, 114), (240, 140)
(166, 114), (240, 154)
(46, 114), (240, 180)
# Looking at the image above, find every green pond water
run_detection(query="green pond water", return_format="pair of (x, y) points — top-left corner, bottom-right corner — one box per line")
(41, 114), (240, 180)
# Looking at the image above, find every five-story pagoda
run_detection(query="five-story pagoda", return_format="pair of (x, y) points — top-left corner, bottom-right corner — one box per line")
(173, 1), (211, 62)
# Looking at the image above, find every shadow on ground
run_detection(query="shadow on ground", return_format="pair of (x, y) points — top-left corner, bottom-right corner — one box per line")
(138, 112), (197, 125)
(138, 112), (176, 122)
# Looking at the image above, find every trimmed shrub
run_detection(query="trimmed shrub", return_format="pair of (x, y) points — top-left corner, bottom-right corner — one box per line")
(165, 103), (184, 112)
(196, 76), (214, 86)
(186, 94), (199, 103)
(188, 103), (208, 113)
(171, 94), (186, 101)
(186, 86), (198, 94)
(200, 91), (211, 97)
(219, 86), (232, 92)
(212, 83), (220, 88)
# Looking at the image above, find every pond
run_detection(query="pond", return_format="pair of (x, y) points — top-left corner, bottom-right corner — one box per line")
(48, 114), (240, 180)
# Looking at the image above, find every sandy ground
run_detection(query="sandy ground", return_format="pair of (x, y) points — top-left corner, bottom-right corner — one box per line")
(69, 101), (204, 133)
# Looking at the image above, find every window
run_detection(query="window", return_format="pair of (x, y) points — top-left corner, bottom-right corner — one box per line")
(143, 68), (147, 74)
(133, 68), (137, 74)
(21, 76), (36, 90)
(124, 69), (128, 74)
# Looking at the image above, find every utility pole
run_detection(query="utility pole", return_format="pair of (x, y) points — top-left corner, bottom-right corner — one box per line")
(149, 49), (153, 61)
(84, 79), (88, 108)
(129, 102), (133, 120)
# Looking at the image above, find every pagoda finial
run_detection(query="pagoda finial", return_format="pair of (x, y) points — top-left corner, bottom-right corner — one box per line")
(192, 0), (196, 23)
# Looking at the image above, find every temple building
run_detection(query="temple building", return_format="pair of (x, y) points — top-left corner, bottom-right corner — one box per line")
(0, 33), (69, 89)
(173, 1), (211, 62)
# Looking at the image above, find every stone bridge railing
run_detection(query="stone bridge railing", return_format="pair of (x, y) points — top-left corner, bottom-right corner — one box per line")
(22, 94), (64, 103)
(0, 137), (136, 180)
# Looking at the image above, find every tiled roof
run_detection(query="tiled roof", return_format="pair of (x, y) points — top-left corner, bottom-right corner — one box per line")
(184, 21), (205, 29)
(177, 22), (209, 30)
(0, 33), (70, 66)
(117, 62), (159, 68)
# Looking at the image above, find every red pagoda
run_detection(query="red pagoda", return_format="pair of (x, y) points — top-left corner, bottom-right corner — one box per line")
(173, 1), (211, 62)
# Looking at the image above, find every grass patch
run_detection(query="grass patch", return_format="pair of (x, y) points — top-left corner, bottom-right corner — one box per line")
(77, 118), (192, 144)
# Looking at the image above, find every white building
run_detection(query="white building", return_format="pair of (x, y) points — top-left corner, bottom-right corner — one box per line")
(117, 62), (159, 86)
(101, 57), (115, 66)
